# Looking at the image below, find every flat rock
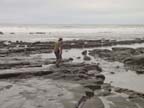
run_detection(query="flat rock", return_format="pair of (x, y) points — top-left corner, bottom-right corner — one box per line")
(78, 96), (104, 108)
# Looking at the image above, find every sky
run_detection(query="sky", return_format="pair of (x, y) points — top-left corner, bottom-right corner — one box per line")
(0, 0), (144, 24)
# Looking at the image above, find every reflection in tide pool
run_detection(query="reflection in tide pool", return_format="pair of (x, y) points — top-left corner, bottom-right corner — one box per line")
(105, 71), (144, 93)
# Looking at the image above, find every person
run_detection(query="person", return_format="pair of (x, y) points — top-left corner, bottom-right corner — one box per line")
(54, 38), (63, 67)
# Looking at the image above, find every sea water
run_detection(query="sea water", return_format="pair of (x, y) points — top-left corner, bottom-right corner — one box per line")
(0, 24), (144, 42)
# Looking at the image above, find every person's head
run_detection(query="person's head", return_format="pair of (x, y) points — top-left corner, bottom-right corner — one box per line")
(58, 38), (63, 42)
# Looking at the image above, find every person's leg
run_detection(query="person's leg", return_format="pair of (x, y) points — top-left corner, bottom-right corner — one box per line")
(57, 53), (62, 66)
(54, 51), (60, 67)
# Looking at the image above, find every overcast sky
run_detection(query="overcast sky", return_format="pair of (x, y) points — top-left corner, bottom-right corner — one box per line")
(0, 0), (144, 24)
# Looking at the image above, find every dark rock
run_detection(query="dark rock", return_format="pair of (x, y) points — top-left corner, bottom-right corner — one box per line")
(95, 80), (104, 85)
(101, 83), (112, 94)
(112, 47), (135, 53)
(84, 84), (101, 91)
(78, 74), (88, 79)
(29, 32), (34, 34)
(84, 64), (102, 72)
(116, 66), (120, 69)
(96, 63), (102, 72)
(69, 57), (74, 61)
(77, 57), (81, 59)
(78, 68), (88, 74)
(0, 31), (4, 35)
(136, 70), (144, 74)
(71, 69), (80, 74)
(61, 69), (71, 74)
(124, 54), (144, 65)
(83, 56), (91, 61)
(95, 74), (105, 82)
(85, 90), (94, 98)
(35, 32), (46, 34)
(128, 94), (139, 99)
(114, 87), (123, 93)
(110, 72), (115, 74)
(10, 32), (15, 34)
(82, 50), (87, 56)
(89, 49), (112, 59)
(5, 85), (13, 89)
(135, 47), (144, 54)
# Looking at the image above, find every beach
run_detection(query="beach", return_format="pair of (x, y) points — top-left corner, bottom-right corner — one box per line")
(0, 24), (144, 108)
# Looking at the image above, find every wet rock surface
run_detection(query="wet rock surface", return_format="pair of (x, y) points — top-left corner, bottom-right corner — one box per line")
(0, 78), (82, 108)
(1, 38), (144, 56)
(0, 39), (144, 108)
(89, 47), (144, 74)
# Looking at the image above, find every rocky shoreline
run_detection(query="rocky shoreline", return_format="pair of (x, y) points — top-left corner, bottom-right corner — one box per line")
(89, 47), (144, 74)
(0, 39), (144, 108)
(1, 61), (144, 108)
(1, 38), (144, 56)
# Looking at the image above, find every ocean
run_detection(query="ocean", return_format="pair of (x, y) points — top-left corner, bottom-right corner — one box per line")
(0, 24), (144, 42)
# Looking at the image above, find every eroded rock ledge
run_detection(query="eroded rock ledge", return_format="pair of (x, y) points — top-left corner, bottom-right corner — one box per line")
(89, 47), (144, 74)
(1, 38), (144, 56)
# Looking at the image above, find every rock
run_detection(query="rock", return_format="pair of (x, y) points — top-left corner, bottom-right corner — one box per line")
(124, 54), (144, 65)
(0, 67), (54, 79)
(110, 72), (115, 74)
(10, 32), (15, 34)
(95, 74), (105, 82)
(4, 85), (13, 89)
(112, 47), (135, 53)
(108, 96), (140, 108)
(89, 49), (112, 58)
(97, 89), (111, 96)
(101, 83), (112, 94)
(114, 87), (123, 93)
(84, 64), (102, 72)
(78, 96), (104, 108)
(0, 31), (4, 35)
(29, 32), (33, 34)
(61, 69), (71, 73)
(87, 70), (96, 76)
(95, 63), (102, 72)
(124, 55), (144, 74)
(84, 84), (101, 91)
(35, 32), (46, 34)
(78, 74), (88, 79)
(83, 56), (91, 61)
(128, 94), (139, 99)
(130, 97), (144, 108)
(69, 57), (74, 61)
(82, 50), (87, 56)
(136, 70), (144, 74)
(85, 90), (95, 98)
(135, 47), (144, 54)
(78, 68), (88, 74)
(77, 57), (81, 59)
(116, 66), (120, 69)
(95, 74), (105, 85)
(95, 80), (104, 85)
